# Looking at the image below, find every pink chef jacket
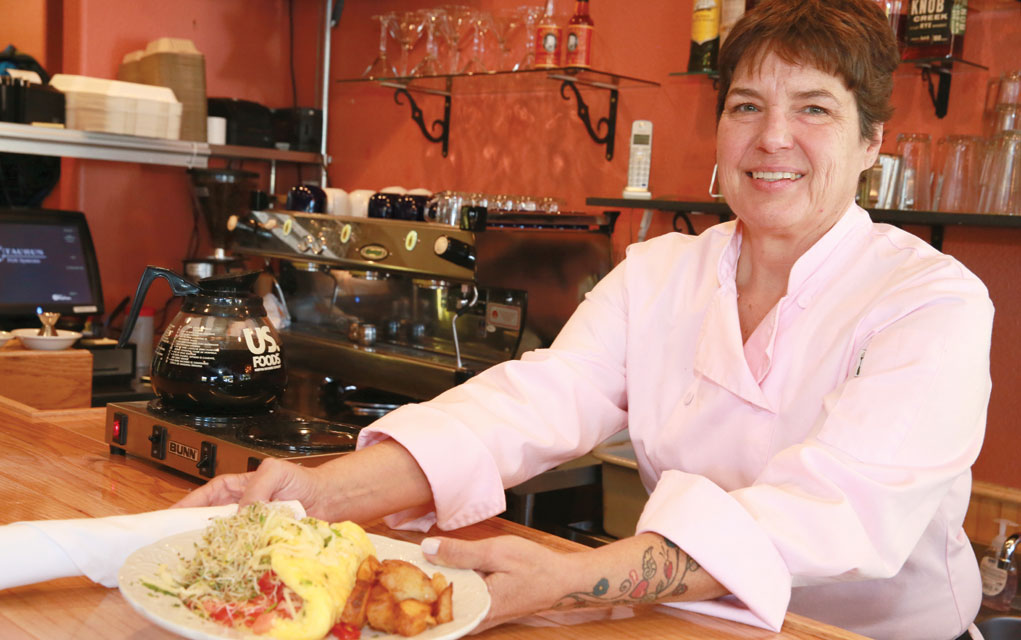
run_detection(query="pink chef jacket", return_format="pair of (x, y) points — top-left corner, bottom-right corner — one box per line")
(359, 204), (994, 640)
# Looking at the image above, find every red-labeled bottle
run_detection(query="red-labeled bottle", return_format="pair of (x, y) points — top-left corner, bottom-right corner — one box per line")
(565, 0), (594, 68)
(534, 0), (562, 69)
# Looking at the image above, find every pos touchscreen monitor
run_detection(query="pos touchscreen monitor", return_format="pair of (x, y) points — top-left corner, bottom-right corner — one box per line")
(0, 208), (104, 327)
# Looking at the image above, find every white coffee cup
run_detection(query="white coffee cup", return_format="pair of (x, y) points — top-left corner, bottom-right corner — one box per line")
(348, 189), (375, 218)
(324, 188), (350, 216)
(206, 116), (227, 145)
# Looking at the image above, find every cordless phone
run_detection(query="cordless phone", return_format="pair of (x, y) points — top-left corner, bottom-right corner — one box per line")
(623, 120), (653, 199)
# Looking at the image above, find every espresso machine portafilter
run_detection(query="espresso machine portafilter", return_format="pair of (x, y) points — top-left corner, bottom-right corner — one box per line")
(229, 208), (616, 405)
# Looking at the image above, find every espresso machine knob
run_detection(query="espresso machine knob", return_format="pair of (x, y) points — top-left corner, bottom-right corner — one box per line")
(298, 234), (322, 253)
(433, 236), (475, 269)
(226, 214), (274, 240)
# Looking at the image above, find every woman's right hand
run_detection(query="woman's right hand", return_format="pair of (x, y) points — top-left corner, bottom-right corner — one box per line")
(171, 440), (435, 524)
(172, 457), (332, 518)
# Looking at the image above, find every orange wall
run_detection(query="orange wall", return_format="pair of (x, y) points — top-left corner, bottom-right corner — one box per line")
(0, 0), (47, 64)
(22, 1), (1021, 487)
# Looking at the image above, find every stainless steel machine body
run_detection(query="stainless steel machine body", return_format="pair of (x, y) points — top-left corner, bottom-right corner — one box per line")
(232, 210), (615, 404)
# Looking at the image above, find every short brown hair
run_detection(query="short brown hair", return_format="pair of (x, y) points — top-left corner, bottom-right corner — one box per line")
(716, 0), (900, 141)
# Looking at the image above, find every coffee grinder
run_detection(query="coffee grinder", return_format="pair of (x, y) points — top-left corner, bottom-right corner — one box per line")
(186, 168), (255, 279)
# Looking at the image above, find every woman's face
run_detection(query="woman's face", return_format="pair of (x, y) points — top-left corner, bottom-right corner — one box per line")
(716, 51), (881, 241)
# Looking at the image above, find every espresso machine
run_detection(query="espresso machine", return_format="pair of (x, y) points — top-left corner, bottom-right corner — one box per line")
(229, 208), (616, 416)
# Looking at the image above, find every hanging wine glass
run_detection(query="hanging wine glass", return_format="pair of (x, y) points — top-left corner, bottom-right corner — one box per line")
(392, 11), (425, 77)
(461, 11), (494, 74)
(515, 6), (546, 71)
(490, 8), (523, 71)
(413, 8), (447, 77)
(364, 12), (398, 79)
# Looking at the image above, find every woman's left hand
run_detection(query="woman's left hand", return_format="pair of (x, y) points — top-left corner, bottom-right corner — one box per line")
(421, 535), (572, 632)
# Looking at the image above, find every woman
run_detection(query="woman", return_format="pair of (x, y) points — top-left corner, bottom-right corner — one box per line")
(178, 1), (994, 638)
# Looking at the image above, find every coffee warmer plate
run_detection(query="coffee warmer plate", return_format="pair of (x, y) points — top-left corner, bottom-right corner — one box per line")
(105, 399), (365, 481)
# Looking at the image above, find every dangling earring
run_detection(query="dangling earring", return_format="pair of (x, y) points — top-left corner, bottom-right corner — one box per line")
(709, 164), (722, 199)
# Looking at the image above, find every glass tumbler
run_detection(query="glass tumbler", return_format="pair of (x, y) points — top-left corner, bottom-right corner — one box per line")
(978, 131), (1021, 215)
(933, 135), (983, 213)
(895, 133), (932, 211)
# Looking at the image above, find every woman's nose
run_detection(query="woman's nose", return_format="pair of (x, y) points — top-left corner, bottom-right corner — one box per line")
(757, 111), (794, 153)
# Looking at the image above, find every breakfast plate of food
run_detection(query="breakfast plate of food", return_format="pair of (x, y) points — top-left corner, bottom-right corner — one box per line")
(118, 503), (490, 640)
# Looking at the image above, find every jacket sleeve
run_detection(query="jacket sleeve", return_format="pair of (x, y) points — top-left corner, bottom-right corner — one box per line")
(636, 272), (994, 630)
(357, 259), (632, 531)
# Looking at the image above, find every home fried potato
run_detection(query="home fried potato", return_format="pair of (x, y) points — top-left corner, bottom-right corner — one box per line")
(365, 583), (400, 634)
(379, 559), (438, 603)
(342, 555), (454, 637)
(434, 583), (454, 624)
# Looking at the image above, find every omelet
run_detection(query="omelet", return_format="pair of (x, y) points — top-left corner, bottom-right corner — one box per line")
(264, 518), (376, 640)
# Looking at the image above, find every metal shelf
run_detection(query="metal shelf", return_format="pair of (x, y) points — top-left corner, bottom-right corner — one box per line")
(586, 197), (1021, 250)
(0, 122), (326, 173)
(336, 68), (659, 161)
(0, 121), (210, 168)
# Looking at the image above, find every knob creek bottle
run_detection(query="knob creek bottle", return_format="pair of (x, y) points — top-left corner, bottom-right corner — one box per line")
(565, 0), (594, 68)
(688, 0), (721, 73)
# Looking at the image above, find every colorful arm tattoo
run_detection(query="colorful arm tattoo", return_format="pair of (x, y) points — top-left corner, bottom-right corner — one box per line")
(552, 538), (701, 609)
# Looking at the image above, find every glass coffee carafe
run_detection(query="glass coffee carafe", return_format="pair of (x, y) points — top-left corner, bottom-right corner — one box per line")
(118, 266), (287, 414)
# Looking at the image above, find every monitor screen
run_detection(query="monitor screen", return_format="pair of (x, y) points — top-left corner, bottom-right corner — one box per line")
(0, 208), (104, 325)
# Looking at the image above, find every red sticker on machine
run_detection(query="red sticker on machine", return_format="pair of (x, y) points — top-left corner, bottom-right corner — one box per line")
(487, 303), (522, 331)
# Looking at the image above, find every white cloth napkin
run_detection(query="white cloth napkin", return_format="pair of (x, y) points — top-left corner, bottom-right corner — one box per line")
(0, 502), (305, 590)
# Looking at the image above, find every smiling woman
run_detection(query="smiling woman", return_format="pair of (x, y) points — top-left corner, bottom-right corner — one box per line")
(176, 2), (995, 639)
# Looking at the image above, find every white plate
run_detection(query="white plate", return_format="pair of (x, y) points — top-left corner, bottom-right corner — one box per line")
(0, 331), (11, 347)
(11, 328), (82, 350)
(118, 531), (491, 640)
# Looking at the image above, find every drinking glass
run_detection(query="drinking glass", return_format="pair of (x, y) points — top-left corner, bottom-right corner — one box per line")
(978, 131), (1021, 215)
(461, 11), (494, 74)
(490, 9), (524, 71)
(515, 6), (546, 71)
(895, 133), (932, 211)
(932, 135), (983, 213)
(413, 8), (447, 77)
(364, 13), (397, 79)
(440, 5), (475, 74)
(999, 70), (1021, 105)
(983, 77), (1000, 138)
(392, 11), (425, 77)
(991, 104), (1021, 135)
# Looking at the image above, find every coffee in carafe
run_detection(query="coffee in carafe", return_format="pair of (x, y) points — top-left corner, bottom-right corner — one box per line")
(118, 266), (287, 414)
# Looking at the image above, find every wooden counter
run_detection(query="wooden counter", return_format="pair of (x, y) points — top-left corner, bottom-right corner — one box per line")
(0, 399), (865, 640)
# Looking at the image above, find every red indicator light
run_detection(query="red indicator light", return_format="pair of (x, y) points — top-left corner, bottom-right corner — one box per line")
(111, 413), (128, 444)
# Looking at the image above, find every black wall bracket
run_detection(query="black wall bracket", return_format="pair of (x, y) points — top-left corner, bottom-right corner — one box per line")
(920, 66), (951, 119)
(558, 80), (617, 161)
(389, 79), (452, 157)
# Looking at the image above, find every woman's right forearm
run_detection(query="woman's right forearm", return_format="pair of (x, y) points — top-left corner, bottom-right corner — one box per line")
(310, 439), (435, 522)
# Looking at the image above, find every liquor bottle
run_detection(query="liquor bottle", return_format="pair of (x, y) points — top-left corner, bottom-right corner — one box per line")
(903, 0), (967, 61)
(719, 0), (745, 46)
(534, 0), (562, 69)
(687, 0), (721, 73)
(565, 0), (594, 68)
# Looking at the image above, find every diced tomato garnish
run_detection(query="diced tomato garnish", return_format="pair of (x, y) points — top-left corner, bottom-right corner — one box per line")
(252, 611), (277, 634)
(329, 621), (361, 640)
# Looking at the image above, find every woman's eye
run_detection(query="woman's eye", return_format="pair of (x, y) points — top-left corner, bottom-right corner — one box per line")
(803, 105), (829, 115)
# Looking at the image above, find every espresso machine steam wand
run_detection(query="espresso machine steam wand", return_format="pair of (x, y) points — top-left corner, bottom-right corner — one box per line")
(451, 284), (479, 375)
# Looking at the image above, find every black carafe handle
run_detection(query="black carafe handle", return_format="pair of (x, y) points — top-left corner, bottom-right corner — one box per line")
(117, 266), (201, 348)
